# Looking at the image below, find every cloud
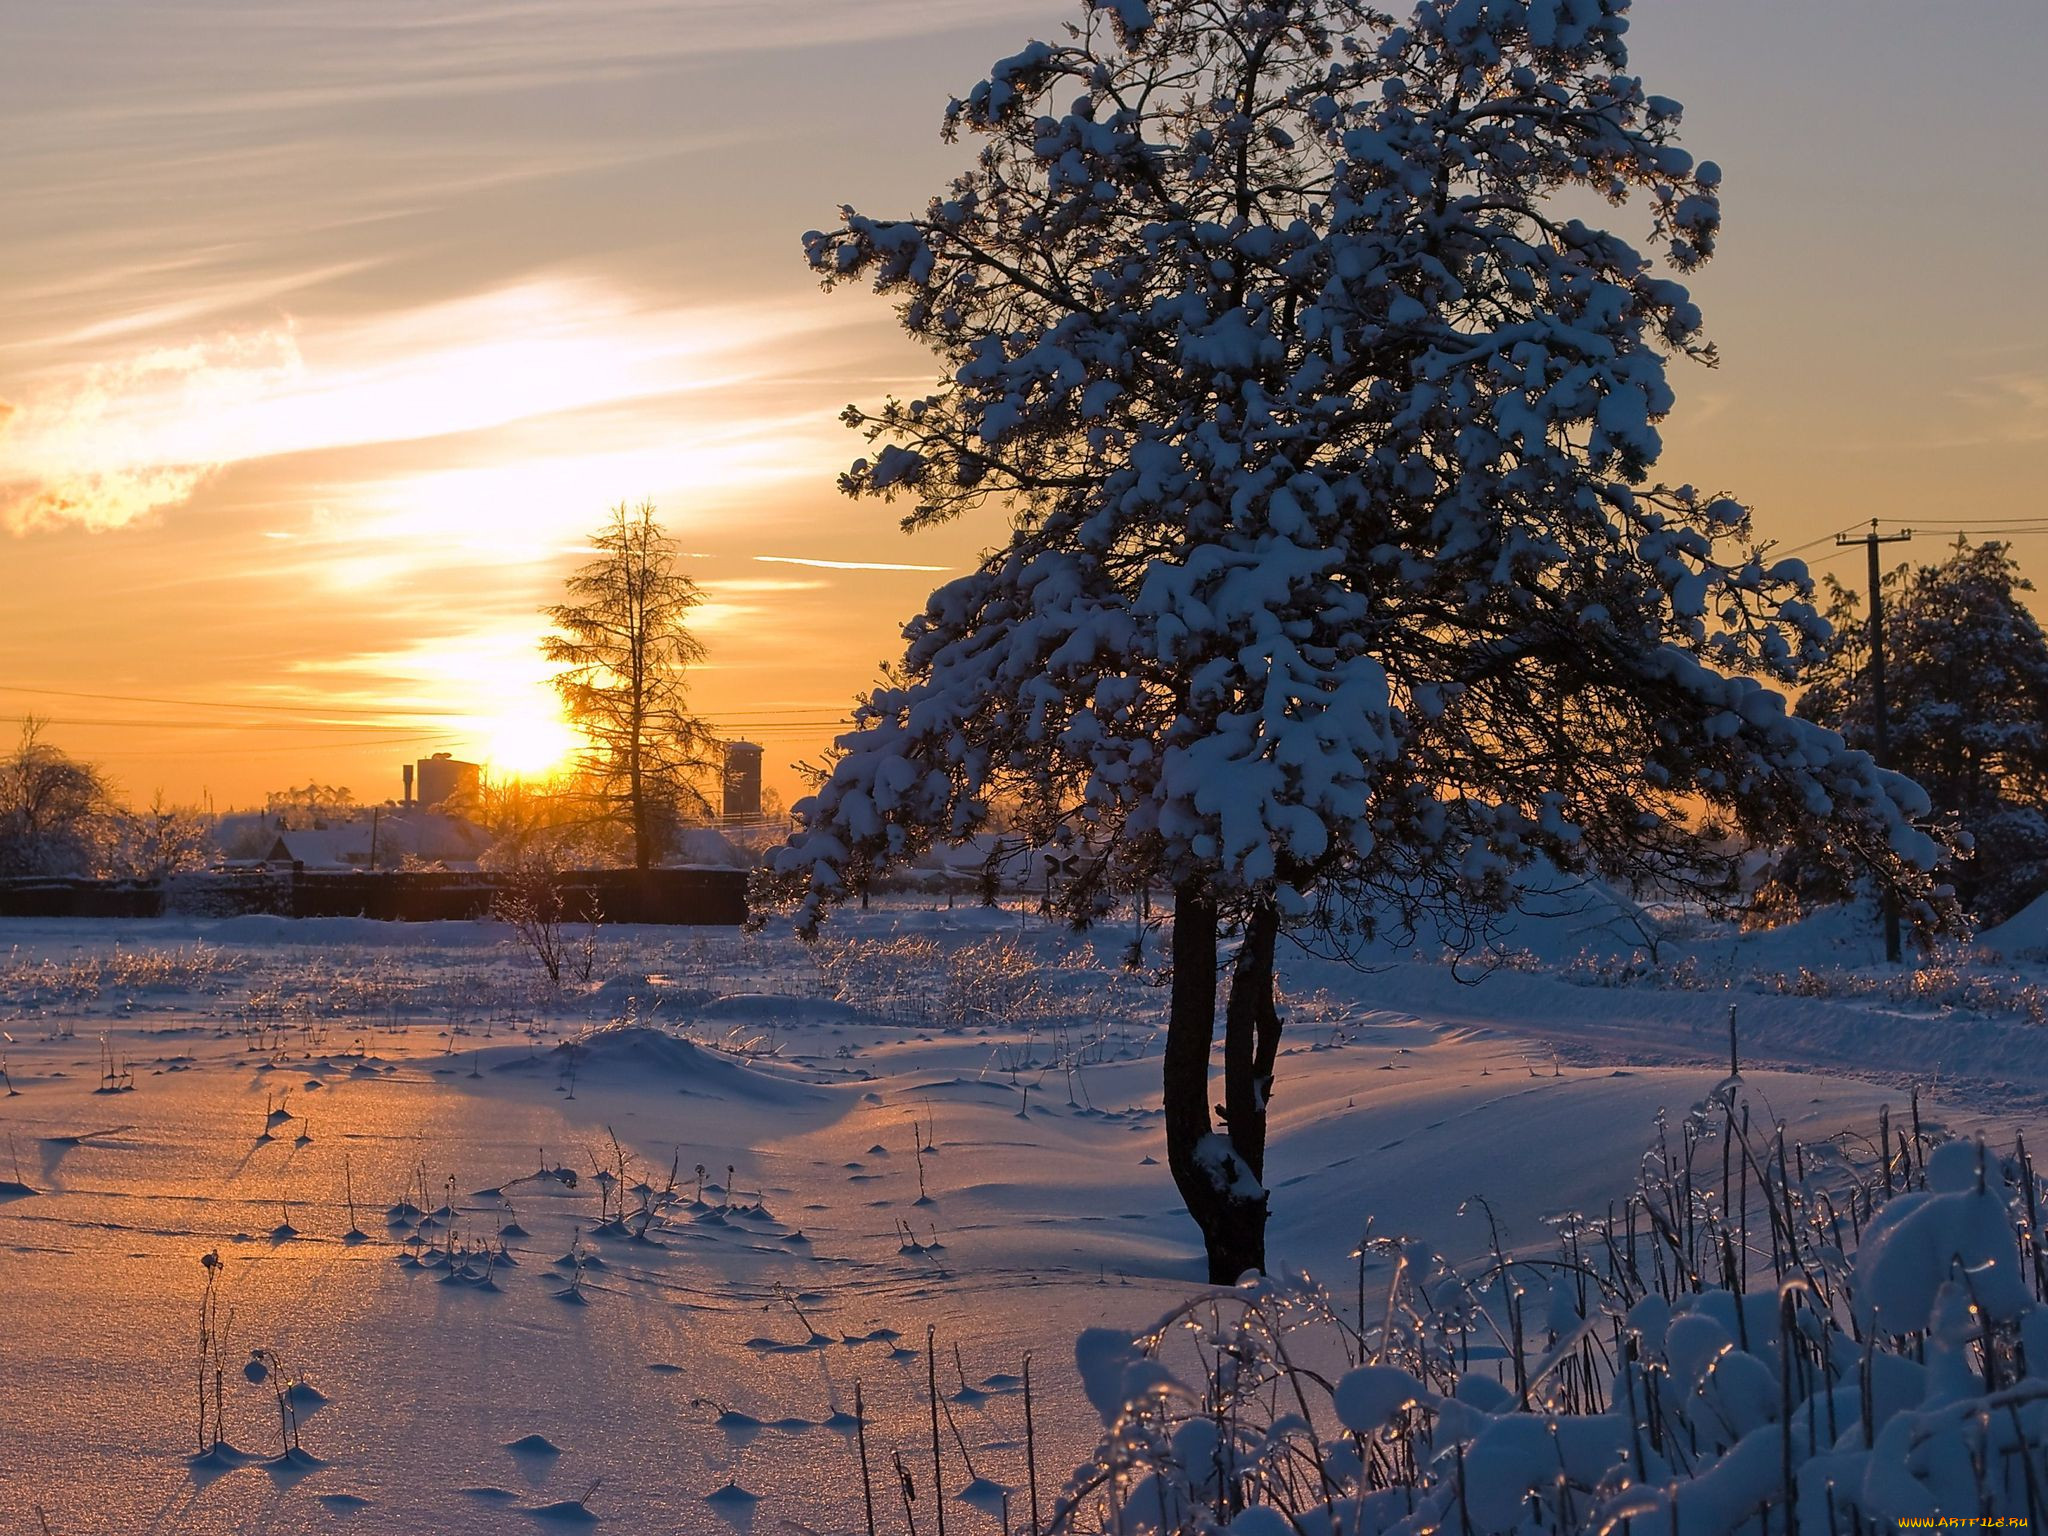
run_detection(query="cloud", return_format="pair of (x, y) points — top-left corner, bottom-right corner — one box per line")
(28, 1), (1053, 138)
(709, 577), (829, 594)
(1976, 373), (2048, 438)
(753, 555), (951, 572)
(1855, 371), (2048, 454)
(0, 278), (846, 535)
(1, 464), (215, 536)
(0, 331), (303, 533)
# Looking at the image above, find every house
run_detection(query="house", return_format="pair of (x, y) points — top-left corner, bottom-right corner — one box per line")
(256, 809), (491, 871)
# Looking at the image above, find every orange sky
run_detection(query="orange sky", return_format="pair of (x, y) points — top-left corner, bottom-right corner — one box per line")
(2, 0), (2044, 810)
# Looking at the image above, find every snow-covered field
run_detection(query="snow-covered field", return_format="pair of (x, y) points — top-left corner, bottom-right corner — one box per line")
(0, 901), (2042, 1533)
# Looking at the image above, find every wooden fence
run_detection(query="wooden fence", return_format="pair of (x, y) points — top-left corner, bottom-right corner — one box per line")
(0, 867), (748, 926)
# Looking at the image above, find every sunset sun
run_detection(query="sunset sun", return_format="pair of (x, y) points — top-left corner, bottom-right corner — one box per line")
(475, 703), (581, 780)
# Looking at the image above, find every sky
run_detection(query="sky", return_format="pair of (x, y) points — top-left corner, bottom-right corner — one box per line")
(2, 0), (2045, 810)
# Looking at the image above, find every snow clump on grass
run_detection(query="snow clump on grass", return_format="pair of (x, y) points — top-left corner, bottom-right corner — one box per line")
(1055, 1095), (2048, 1534)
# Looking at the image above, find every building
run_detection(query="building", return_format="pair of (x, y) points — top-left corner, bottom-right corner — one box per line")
(258, 809), (491, 871)
(721, 741), (763, 824)
(414, 753), (481, 811)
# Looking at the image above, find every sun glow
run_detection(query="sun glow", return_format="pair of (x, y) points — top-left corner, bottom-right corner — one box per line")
(475, 702), (582, 781)
(290, 625), (587, 785)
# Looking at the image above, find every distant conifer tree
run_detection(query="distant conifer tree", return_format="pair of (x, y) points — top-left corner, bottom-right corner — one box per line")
(1797, 540), (2048, 925)
(545, 501), (713, 869)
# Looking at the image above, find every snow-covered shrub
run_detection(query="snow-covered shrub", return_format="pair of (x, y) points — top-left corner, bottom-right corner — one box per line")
(1754, 960), (2048, 1026)
(810, 933), (1150, 1044)
(1056, 1093), (2048, 1534)
(1546, 938), (2048, 1026)
(0, 943), (245, 1009)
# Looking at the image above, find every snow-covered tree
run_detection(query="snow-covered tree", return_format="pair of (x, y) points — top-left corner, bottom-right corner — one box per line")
(779, 0), (1940, 1281)
(1797, 540), (2048, 925)
(0, 718), (113, 877)
(105, 792), (217, 882)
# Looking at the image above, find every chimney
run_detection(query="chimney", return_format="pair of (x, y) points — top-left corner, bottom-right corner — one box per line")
(402, 763), (414, 806)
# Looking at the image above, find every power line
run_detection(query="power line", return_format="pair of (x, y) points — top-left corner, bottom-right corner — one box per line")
(704, 729), (847, 741)
(1770, 522), (1867, 560)
(71, 733), (462, 759)
(1883, 515), (2048, 527)
(1914, 527), (2048, 538)
(704, 708), (864, 720)
(1770, 518), (2048, 563)
(0, 683), (852, 731)
(0, 683), (453, 720)
(0, 714), (467, 737)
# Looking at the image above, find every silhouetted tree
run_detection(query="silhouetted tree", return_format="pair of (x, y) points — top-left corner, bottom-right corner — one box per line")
(0, 719), (113, 876)
(778, 0), (1939, 1280)
(459, 769), (631, 869)
(545, 501), (714, 869)
(1797, 540), (2048, 925)
(264, 782), (356, 828)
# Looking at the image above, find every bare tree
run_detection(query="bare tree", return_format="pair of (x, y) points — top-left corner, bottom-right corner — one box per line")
(493, 844), (603, 990)
(459, 770), (621, 868)
(264, 782), (356, 829)
(544, 501), (714, 869)
(494, 850), (571, 988)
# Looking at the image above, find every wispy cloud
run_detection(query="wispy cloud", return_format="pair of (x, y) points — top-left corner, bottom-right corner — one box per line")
(19, 1), (1051, 138)
(0, 331), (303, 533)
(710, 577), (830, 594)
(0, 278), (845, 534)
(753, 555), (952, 572)
(1839, 370), (2048, 455)
(0, 0), (1050, 801)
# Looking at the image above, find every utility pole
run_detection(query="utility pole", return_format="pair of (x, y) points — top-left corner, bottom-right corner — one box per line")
(1836, 520), (1913, 963)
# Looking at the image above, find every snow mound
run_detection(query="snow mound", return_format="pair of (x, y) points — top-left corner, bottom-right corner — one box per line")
(1978, 887), (2048, 959)
(557, 1027), (823, 1104)
(672, 827), (752, 868)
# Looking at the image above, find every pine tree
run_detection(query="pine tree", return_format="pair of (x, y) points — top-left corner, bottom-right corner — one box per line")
(544, 501), (713, 870)
(1798, 540), (2048, 925)
(778, 0), (1940, 1280)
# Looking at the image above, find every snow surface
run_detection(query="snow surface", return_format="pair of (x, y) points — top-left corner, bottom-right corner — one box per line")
(0, 902), (2039, 1531)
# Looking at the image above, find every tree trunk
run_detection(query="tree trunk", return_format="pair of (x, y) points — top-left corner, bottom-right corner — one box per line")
(630, 752), (651, 871)
(1223, 900), (1283, 1183)
(1163, 882), (1274, 1284)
